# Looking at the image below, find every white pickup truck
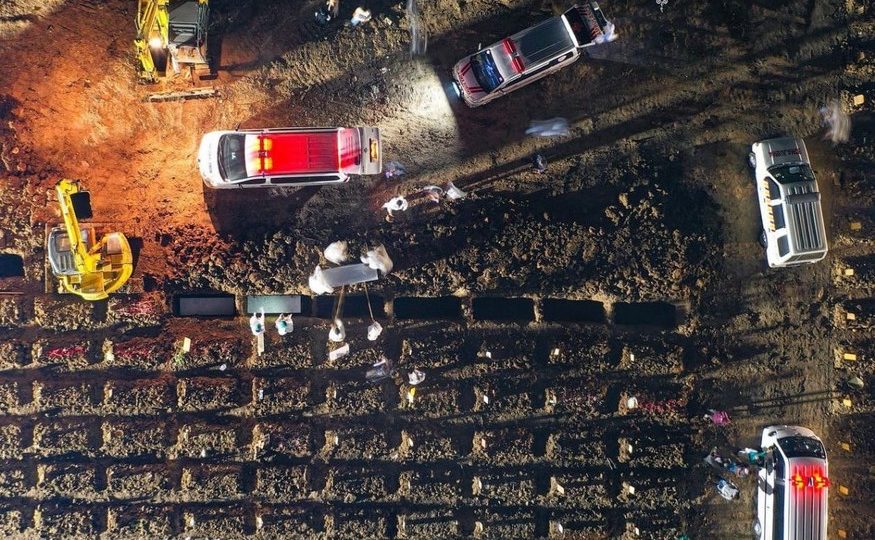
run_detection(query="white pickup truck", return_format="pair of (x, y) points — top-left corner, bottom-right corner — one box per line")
(452, 1), (616, 107)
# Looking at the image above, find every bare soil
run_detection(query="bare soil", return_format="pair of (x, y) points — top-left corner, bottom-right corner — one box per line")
(0, 0), (874, 538)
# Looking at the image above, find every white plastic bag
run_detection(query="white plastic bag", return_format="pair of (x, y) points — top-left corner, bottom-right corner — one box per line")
(329, 318), (346, 342)
(308, 266), (334, 295)
(361, 245), (393, 274)
(324, 241), (349, 265)
(367, 321), (383, 341)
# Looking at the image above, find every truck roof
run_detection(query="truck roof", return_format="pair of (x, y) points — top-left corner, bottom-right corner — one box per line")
(245, 132), (340, 176)
(514, 16), (575, 68)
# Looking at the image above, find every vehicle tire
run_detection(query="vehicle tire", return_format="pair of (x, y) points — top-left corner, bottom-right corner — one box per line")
(748, 152), (756, 168)
(759, 229), (767, 248)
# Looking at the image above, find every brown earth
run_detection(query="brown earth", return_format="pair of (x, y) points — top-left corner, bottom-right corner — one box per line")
(0, 0), (874, 538)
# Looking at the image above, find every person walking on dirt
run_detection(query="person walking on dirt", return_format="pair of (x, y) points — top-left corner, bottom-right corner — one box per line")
(738, 447), (767, 467)
(532, 153), (547, 174)
(249, 308), (266, 336)
(275, 313), (293, 336)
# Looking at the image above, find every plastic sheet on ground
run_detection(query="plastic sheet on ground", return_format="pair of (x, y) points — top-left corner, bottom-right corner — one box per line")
(361, 245), (393, 274)
(525, 118), (571, 137)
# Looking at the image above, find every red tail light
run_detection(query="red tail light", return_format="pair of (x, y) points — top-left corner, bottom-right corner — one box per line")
(792, 466), (829, 490)
(502, 38), (516, 54)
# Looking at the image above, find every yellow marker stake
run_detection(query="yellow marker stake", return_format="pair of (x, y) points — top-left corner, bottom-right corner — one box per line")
(840, 442), (851, 452)
(843, 353), (857, 361)
(849, 221), (862, 231)
(842, 398), (853, 408)
(839, 485), (849, 496)
(843, 268), (855, 277)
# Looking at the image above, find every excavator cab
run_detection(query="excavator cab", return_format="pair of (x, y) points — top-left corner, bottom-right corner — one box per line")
(47, 180), (133, 301)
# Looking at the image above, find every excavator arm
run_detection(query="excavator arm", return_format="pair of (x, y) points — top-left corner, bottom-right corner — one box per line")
(135, 0), (170, 81)
(49, 180), (133, 301)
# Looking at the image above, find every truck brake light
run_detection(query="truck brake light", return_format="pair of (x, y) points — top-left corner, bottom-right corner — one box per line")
(502, 38), (516, 54)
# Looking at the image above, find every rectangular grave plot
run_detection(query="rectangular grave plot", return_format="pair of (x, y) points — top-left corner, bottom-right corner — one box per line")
(108, 505), (173, 538)
(182, 464), (243, 499)
(0, 466), (28, 496)
(622, 437), (686, 469)
(253, 340), (311, 370)
(476, 428), (534, 465)
(255, 465), (308, 501)
(259, 507), (324, 537)
(410, 431), (458, 462)
(550, 509), (610, 538)
(0, 341), (27, 370)
(109, 337), (170, 370)
(254, 377), (309, 413)
(402, 469), (461, 503)
(33, 420), (93, 456)
(0, 507), (22, 536)
(38, 463), (98, 498)
(549, 473), (611, 508)
(102, 419), (172, 458)
(330, 427), (391, 460)
(177, 422), (241, 459)
(332, 510), (388, 538)
(183, 338), (250, 370)
(547, 333), (614, 371)
(255, 422), (312, 458)
(178, 377), (244, 412)
(547, 433), (609, 466)
(474, 334), (537, 371)
(411, 384), (462, 418)
(400, 329), (465, 369)
(331, 381), (385, 415)
(39, 507), (99, 537)
(103, 378), (175, 414)
(182, 505), (247, 538)
(107, 465), (173, 498)
(326, 467), (388, 501)
(551, 380), (609, 416)
(619, 343), (684, 375)
(476, 471), (536, 505)
(400, 510), (458, 539)
(0, 382), (20, 413)
(476, 510), (535, 540)
(35, 380), (96, 414)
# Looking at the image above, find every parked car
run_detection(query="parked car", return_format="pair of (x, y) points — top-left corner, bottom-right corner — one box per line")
(755, 425), (828, 540)
(198, 127), (382, 188)
(451, 1), (616, 107)
(749, 136), (828, 267)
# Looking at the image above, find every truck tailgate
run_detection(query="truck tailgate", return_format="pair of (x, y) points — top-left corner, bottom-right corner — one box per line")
(563, 1), (616, 48)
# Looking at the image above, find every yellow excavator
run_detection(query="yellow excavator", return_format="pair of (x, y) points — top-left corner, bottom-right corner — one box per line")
(46, 180), (133, 301)
(135, 0), (214, 99)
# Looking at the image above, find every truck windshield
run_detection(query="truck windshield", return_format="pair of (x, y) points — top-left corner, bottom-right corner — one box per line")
(779, 436), (826, 459)
(768, 163), (815, 185)
(218, 134), (247, 181)
(471, 50), (503, 94)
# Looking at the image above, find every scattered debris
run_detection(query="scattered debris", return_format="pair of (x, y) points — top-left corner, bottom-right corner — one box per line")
(408, 369), (426, 385)
(366, 355), (392, 382)
(384, 160), (407, 178)
(716, 478), (740, 500)
(656, 0), (668, 12)
(445, 181), (466, 200)
(367, 320), (383, 341)
(329, 343), (350, 361)
(525, 117), (571, 137)
(705, 409), (731, 426)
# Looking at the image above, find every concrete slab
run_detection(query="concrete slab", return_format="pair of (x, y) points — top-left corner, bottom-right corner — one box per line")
(246, 295), (303, 315)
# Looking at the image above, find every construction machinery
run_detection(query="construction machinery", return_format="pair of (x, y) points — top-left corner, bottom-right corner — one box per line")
(47, 180), (133, 301)
(135, 0), (215, 99)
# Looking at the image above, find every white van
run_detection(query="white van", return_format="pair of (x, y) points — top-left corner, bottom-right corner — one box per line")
(749, 137), (828, 268)
(755, 425), (828, 540)
(198, 127), (382, 188)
